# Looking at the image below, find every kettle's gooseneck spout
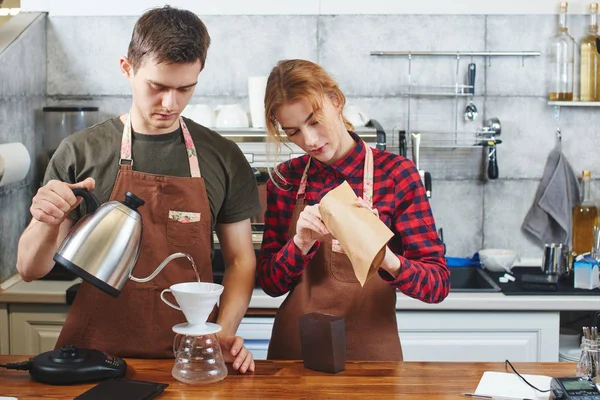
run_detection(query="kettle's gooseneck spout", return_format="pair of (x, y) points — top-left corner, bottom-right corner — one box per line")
(130, 252), (190, 283)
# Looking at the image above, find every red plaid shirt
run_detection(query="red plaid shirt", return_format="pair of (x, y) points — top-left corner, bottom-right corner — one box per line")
(257, 133), (449, 303)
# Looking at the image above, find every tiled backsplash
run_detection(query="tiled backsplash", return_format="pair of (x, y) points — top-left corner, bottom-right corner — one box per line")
(0, 14), (46, 282)
(2, 12), (600, 281)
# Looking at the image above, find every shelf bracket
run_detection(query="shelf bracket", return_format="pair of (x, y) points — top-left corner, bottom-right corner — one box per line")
(553, 105), (561, 122)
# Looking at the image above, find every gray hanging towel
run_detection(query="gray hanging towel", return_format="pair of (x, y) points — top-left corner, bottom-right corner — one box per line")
(522, 146), (581, 246)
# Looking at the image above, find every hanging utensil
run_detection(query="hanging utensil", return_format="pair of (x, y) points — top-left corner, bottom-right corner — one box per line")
(411, 133), (432, 197)
(398, 130), (407, 157)
(464, 63), (478, 121)
(479, 118), (501, 180)
(411, 133), (421, 171)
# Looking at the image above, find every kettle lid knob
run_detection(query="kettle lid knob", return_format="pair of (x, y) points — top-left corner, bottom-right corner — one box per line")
(123, 192), (145, 211)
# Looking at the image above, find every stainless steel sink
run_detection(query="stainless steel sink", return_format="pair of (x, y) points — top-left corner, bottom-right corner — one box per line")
(449, 267), (501, 292)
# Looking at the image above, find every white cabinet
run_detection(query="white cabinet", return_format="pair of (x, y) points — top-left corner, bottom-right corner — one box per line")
(0, 300), (561, 361)
(8, 304), (69, 355)
(397, 311), (560, 362)
(235, 311), (560, 362)
(0, 303), (8, 355)
(235, 317), (274, 360)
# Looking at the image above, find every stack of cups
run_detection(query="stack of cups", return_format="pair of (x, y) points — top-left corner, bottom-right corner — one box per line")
(248, 76), (268, 128)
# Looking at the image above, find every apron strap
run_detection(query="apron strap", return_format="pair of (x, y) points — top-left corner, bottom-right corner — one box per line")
(120, 113), (202, 178)
(297, 141), (374, 205)
(296, 157), (312, 200)
(363, 145), (374, 207)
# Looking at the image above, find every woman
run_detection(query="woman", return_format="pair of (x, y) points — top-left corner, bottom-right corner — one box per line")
(256, 59), (450, 361)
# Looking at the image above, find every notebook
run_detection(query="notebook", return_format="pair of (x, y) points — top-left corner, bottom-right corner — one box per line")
(475, 371), (553, 399)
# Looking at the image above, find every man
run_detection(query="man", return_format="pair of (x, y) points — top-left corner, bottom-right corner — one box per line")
(16, 6), (259, 373)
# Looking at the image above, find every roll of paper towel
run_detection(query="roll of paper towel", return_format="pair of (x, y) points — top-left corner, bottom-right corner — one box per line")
(0, 142), (31, 187)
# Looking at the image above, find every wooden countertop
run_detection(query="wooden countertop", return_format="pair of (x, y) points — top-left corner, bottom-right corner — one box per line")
(0, 356), (577, 399)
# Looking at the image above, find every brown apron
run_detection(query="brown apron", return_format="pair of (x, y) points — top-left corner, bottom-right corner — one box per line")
(56, 114), (214, 358)
(267, 145), (403, 361)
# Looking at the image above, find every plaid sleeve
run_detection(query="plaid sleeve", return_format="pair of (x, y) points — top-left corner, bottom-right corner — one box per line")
(256, 162), (320, 297)
(378, 157), (450, 303)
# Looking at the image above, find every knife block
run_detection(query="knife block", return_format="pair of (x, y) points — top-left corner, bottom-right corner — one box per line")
(299, 312), (346, 373)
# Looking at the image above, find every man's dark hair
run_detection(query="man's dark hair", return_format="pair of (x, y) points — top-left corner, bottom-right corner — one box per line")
(127, 5), (211, 71)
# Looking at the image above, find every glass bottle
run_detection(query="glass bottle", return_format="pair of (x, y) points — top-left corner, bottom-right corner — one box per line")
(581, 3), (600, 101)
(549, 2), (575, 101)
(577, 337), (600, 384)
(572, 170), (598, 255)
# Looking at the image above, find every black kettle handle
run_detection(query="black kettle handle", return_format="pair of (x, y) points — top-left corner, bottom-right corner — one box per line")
(71, 188), (100, 215)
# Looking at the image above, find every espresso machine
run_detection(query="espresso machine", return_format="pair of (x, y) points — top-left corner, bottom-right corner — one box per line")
(41, 106), (99, 280)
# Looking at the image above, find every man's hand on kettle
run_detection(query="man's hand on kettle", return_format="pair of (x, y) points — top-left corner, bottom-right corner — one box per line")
(30, 178), (95, 225)
(219, 335), (255, 374)
(293, 204), (329, 253)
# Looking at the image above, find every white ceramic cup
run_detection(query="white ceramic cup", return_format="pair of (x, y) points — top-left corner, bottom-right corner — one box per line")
(184, 104), (215, 128)
(215, 104), (249, 128)
(160, 282), (224, 326)
(343, 106), (370, 127)
(248, 76), (268, 128)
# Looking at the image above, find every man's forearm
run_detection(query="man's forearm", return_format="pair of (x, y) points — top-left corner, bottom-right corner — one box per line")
(16, 220), (69, 281)
(216, 259), (255, 336)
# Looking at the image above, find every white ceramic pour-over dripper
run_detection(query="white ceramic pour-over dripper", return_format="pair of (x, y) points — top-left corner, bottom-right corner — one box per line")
(160, 282), (224, 335)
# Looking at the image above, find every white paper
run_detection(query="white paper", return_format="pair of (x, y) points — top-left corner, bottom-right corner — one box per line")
(475, 371), (552, 399)
(248, 76), (268, 128)
(0, 142), (31, 187)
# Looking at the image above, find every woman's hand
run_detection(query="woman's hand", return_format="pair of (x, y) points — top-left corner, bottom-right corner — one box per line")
(293, 204), (329, 254)
(356, 197), (401, 277)
(356, 197), (379, 217)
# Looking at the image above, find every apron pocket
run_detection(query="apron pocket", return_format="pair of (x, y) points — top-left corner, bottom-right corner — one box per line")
(166, 210), (201, 247)
(329, 249), (360, 283)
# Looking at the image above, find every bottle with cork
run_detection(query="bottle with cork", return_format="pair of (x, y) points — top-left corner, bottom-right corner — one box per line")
(548, 2), (575, 101)
(572, 170), (598, 255)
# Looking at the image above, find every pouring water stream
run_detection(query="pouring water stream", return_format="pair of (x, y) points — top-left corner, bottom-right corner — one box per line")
(130, 252), (202, 287)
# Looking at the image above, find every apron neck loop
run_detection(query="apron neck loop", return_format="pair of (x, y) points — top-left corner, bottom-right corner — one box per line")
(296, 143), (374, 206)
(120, 112), (202, 178)
(297, 158), (312, 200)
(362, 145), (374, 206)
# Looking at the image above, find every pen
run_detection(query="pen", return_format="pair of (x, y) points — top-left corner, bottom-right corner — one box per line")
(462, 393), (534, 400)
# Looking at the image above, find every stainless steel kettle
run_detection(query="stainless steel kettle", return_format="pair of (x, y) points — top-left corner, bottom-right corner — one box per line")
(54, 190), (146, 297)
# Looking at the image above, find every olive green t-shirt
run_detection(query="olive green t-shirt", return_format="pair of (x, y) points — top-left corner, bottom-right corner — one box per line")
(43, 116), (261, 234)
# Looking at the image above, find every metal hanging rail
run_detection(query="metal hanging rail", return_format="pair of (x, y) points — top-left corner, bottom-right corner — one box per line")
(370, 51), (541, 57)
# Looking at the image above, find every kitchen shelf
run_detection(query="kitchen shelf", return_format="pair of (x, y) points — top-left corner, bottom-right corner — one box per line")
(371, 50), (541, 57)
(548, 100), (600, 121)
(399, 84), (473, 97)
(414, 131), (502, 149)
(548, 101), (600, 106)
(419, 140), (502, 149)
(214, 125), (378, 142)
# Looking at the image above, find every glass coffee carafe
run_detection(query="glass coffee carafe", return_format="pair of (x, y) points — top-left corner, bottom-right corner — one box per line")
(172, 329), (227, 385)
(161, 282), (228, 384)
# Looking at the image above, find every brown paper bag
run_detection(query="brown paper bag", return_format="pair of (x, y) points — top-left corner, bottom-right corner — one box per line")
(319, 181), (394, 286)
